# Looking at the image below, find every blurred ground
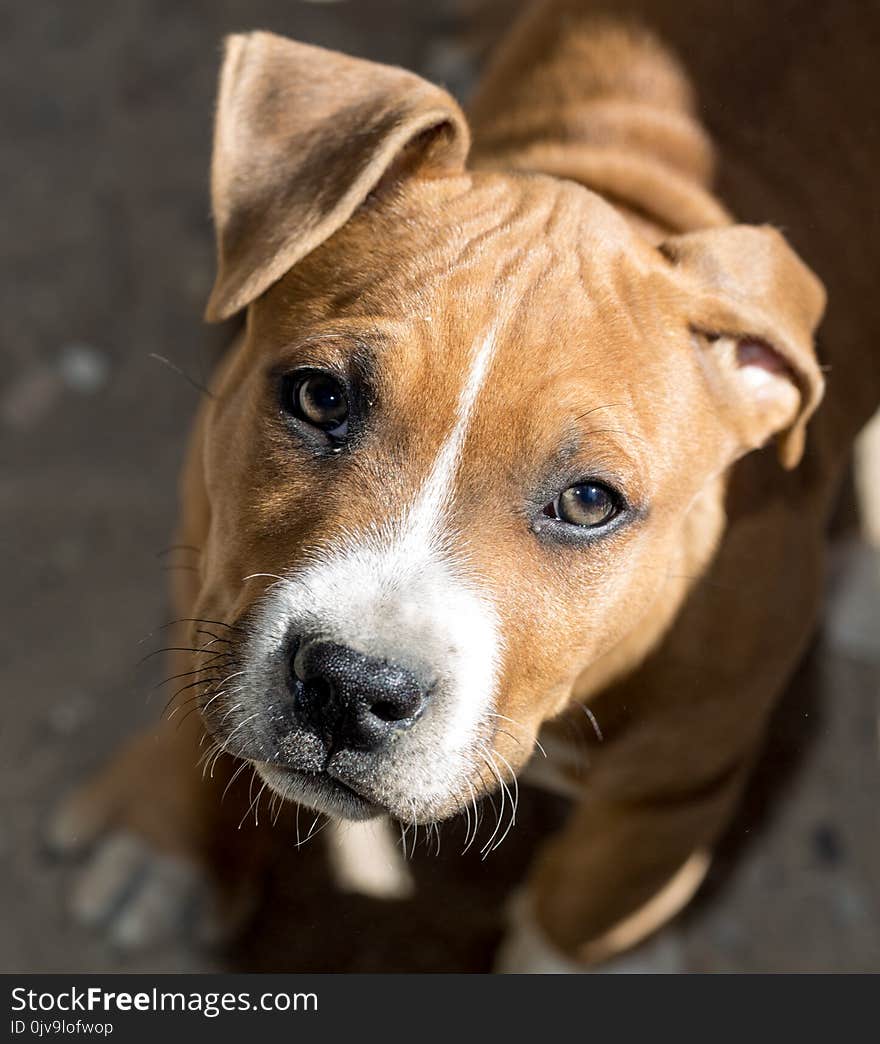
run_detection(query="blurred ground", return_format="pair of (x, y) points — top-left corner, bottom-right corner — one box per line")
(1, 0), (878, 973)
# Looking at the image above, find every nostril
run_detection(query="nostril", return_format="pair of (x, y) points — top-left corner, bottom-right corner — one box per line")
(368, 680), (426, 724)
(289, 637), (430, 747)
(370, 699), (410, 723)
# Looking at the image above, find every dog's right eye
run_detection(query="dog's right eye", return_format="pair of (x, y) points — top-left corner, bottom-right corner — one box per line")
(281, 371), (350, 438)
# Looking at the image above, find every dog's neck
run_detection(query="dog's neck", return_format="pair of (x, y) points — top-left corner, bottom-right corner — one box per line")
(468, 3), (730, 239)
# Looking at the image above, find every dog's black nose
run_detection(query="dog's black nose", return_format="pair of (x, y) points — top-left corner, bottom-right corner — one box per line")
(291, 639), (428, 751)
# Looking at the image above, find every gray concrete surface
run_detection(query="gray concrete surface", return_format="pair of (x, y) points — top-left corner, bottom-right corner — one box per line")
(2, 0), (878, 973)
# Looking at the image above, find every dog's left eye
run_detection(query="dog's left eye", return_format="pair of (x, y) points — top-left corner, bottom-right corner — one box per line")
(545, 481), (622, 528)
(281, 371), (349, 437)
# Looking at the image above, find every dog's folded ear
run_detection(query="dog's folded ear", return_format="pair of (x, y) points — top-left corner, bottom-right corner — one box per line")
(660, 225), (826, 468)
(204, 32), (470, 322)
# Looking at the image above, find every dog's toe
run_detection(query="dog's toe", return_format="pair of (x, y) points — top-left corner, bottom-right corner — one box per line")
(106, 847), (202, 949)
(69, 832), (147, 926)
(68, 832), (207, 950)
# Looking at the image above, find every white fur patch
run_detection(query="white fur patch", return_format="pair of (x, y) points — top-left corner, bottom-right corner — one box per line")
(403, 325), (498, 548)
(325, 817), (414, 899)
(242, 328), (503, 814)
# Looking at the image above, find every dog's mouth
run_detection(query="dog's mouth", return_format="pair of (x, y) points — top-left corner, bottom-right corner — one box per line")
(254, 761), (385, 821)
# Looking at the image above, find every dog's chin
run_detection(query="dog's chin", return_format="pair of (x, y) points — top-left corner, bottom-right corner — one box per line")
(254, 762), (385, 822)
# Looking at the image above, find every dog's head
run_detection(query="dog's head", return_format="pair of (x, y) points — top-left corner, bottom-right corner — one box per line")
(191, 33), (825, 823)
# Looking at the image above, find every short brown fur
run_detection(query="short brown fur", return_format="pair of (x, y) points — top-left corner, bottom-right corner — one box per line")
(53, 0), (880, 966)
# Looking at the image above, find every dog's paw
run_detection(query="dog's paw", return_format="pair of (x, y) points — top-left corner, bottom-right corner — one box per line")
(494, 892), (687, 974)
(47, 793), (252, 951)
(493, 893), (587, 973)
(67, 832), (207, 948)
(44, 736), (257, 951)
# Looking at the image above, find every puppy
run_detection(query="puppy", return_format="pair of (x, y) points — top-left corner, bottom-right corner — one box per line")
(50, 0), (880, 969)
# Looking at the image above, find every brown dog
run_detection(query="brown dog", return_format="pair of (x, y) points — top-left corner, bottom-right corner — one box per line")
(50, 0), (880, 969)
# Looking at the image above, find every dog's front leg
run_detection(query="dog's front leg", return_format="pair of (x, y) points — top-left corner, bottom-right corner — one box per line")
(495, 764), (750, 973)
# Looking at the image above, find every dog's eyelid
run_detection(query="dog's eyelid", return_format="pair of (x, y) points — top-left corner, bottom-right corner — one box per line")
(542, 439), (646, 506)
(269, 331), (379, 375)
(268, 357), (350, 386)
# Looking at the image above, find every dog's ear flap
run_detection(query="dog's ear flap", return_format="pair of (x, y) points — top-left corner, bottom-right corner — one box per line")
(205, 32), (470, 322)
(660, 225), (826, 468)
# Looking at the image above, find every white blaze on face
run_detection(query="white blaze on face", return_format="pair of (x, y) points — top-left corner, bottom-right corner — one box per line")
(245, 327), (503, 809)
(402, 326), (498, 553)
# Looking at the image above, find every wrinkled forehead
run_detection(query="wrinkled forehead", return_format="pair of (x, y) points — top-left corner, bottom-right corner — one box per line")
(260, 172), (664, 320)
(251, 173), (685, 474)
(256, 171), (675, 373)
